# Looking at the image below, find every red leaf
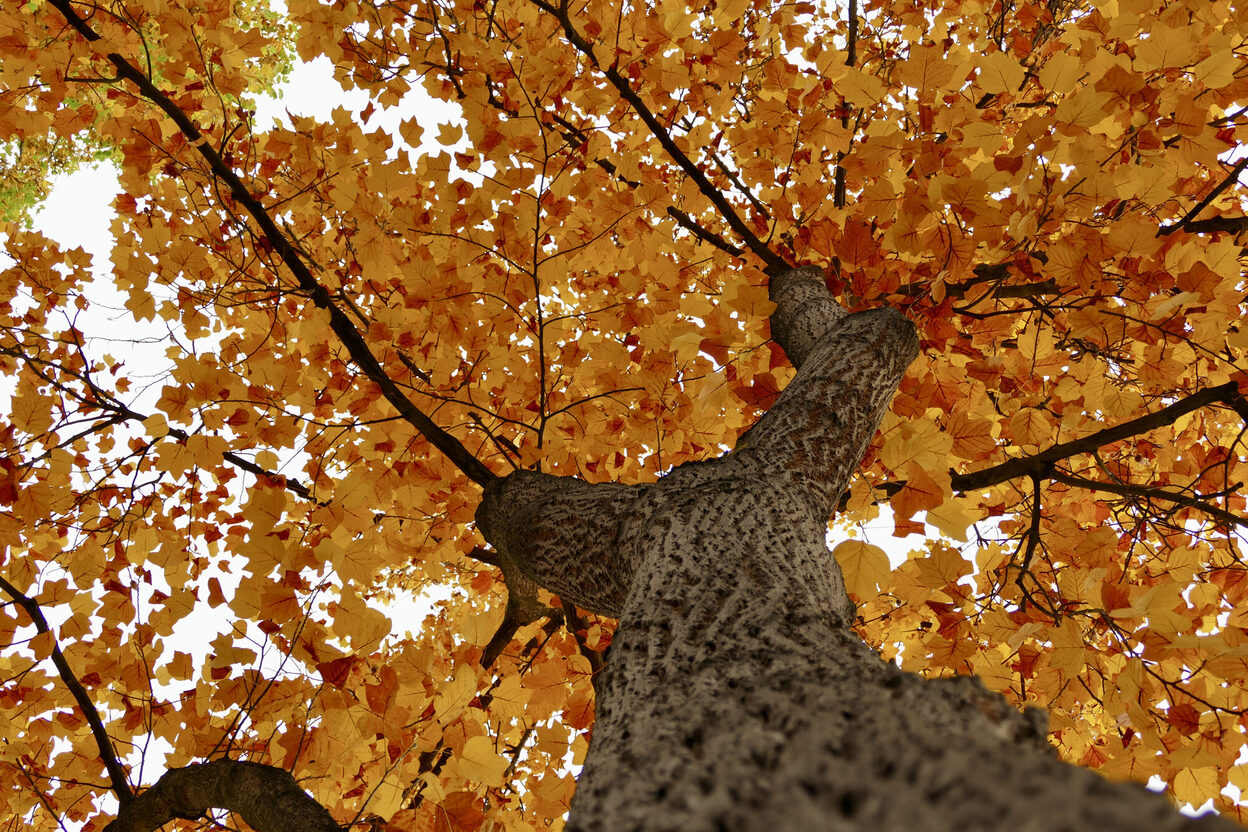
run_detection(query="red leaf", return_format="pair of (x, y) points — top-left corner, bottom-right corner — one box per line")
(317, 657), (356, 689)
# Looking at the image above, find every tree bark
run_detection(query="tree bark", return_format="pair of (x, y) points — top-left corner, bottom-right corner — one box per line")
(102, 759), (342, 832)
(476, 267), (1236, 831)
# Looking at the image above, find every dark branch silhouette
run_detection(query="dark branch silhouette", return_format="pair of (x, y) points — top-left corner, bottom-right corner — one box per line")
(0, 577), (134, 803)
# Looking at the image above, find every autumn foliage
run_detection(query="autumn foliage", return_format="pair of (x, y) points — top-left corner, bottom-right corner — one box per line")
(3, 0), (1248, 827)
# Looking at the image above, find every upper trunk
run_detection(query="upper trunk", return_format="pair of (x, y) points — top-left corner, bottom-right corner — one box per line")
(476, 267), (1233, 831)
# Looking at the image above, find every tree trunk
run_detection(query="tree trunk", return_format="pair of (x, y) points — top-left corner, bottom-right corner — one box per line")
(476, 268), (1234, 831)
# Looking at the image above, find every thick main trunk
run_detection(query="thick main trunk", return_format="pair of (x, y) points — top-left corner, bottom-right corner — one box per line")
(476, 268), (1234, 831)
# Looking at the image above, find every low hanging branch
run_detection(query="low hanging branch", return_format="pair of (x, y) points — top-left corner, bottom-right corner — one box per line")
(46, 0), (496, 488)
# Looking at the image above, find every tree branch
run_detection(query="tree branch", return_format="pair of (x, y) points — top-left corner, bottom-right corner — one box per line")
(666, 205), (744, 256)
(0, 576), (133, 803)
(1049, 470), (1248, 530)
(47, 0), (496, 487)
(1158, 154), (1248, 236)
(528, 0), (790, 273)
(898, 257), (1059, 303)
(101, 759), (341, 832)
(1159, 215), (1248, 235)
(833, 0), (857, 209)
(953, 382), (1244, 493)
(480, 554), (560, 668)
(851, 381), (1247, 516)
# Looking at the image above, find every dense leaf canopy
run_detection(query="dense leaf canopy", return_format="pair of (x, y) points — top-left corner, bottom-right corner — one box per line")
(4, 0), (1248, 827)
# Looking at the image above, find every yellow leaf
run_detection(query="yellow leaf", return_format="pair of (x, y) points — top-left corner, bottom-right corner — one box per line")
(435, 664), (478, 723)
(670, 331), (704, 363)
(1048, 620), (1086, 678)
(713, 0), (752, 25)
(839, 66), (886, 107)
(28, 630), (55, 661)
(1172, 766), (1219, 808)
(969, 646), (1015, 692)
(832, 539), (891, 600)
(1054, 88), (1111, 129)
(332, 589), (392, 652)
(1039, 51), (1083, 92)
(124, 287), (156, 321)
(142, 412), (168, 438)
(977, 52), (1024, 95)
(926, 497), (977, 542)
(913, 542), (972, 592)
(896, 44), (956, 91)
(398, 118), (424, 148)
(944, 411), (995, 461)
(458, 735), (510, 786)
(437, 122), (463, 145)
(878, 417), (954, 472)
(1192, 50), (1237, 89)
(1009, 408), (1052, 449)
(1152, 291), (1201, 320)
(892, 461), (951, 520)
(723, 279), (776, 318)
(10, 389), (53, 436)
(1228, 764), (1248, 792)
(1106, 215), (1162, 258)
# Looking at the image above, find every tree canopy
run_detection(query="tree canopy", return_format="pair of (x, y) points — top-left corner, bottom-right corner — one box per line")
(4, 0), (1248, 827)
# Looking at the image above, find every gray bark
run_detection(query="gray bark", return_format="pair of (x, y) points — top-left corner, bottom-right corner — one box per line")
(476, 267), (1235, 831)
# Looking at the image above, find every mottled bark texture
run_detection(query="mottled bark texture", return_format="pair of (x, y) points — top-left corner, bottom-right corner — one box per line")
(477, 267), (1234, 831)
(102, 758), (341, 832)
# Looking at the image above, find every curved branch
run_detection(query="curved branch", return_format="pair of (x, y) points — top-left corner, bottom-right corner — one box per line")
(47, 0), (496, 487)
(101, 759), (341, 832)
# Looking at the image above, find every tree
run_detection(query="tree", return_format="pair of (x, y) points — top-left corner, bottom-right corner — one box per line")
(3, 0), (1248, 828)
